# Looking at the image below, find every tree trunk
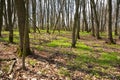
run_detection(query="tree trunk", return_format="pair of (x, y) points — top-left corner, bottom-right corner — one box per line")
(77, 5), (81, 39)
(0, 0), (4, 37)
(15, 0), (30, 70)
(8, 0), (13, 43)
(115, 0), (119, 35)
(90, 2), (95, 37)
(72, 0), (80, 48)
(83, 0), (88, 32)
(32, 0), (36, 33)
(107, 0), (115, 44)
(90, 0), (101, 39)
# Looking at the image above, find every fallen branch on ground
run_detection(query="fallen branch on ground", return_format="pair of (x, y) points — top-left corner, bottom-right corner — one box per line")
(8, 60), (17, 74)
(0, 58), (16, 61)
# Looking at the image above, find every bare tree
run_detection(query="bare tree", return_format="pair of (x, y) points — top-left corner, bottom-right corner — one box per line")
(0, 0), (4, 37)
(15, 0), (31, 70)
(72, 0), (80, 48)
(107, 0), (115, 44)
(90, 0), (101, 39)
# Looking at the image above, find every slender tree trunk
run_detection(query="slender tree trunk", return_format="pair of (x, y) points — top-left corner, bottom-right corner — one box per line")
(77, 5), (81, 39)
(46, 0), (50, 34)
(8, 0), (13, 43)
(32, 0), (36, 33)
(90, 0), (101, 39)
(52, 0), (65, 34)
(0, 0), (4, 37)
(3, 0), (9, 31)
(83, 0), (88, 32)
(115, 0), (119, 35)
(90, 1), (95, 37)
(72, 0), (80, 48)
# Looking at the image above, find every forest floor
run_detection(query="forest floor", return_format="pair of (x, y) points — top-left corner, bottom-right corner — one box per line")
(0, 31), (120, 80)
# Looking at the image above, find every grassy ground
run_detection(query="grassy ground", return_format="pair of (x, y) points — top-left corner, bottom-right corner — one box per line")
(0, 30), (120, 80)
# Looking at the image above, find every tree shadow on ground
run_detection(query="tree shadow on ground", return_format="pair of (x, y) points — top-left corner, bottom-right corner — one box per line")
(29, 51), (120, 79)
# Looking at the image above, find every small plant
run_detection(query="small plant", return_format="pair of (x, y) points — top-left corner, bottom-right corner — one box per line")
(58, 67), (70, 77)
(29, 59), (37, 66)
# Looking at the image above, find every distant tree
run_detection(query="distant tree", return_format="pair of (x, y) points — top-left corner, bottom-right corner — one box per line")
(3, 0), (9, 31)
(82, 0), (88, 32)
(90, 0), (101, 39)
(32, 0), (36, 33)
(46, 0), (50, 34)
(39, 0), (44, 30)
(52, 0), (65, 34)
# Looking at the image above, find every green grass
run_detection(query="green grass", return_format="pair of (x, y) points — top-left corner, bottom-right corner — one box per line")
(34, 45), (45, 51)
(80, 31), (90, 36)
(100, 32), (118, 38)
(97, 52), (120, 66)
(69, 51), (120, 70)
(46, 38), (71, 48)
(77, 42), (93, 51)
(0, 31), (19, 43)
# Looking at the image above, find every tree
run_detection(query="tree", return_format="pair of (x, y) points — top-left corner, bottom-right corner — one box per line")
(77, 4), (81, 39)
(90, 1), (95, 37)
(0, 0), (4, 37)
(115, 0), (119, 35)
(32, 0), (36, 33)
(72, 0), (80, 48)
(107, 0), (115, 44)
(46, 0), (50, 34)
(15, 0), (31, 70)
(3, 0), (9, 31)
(90, 0), (101, 39)
(8, 0), (14, 43)
(82, 0), (88, 32)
